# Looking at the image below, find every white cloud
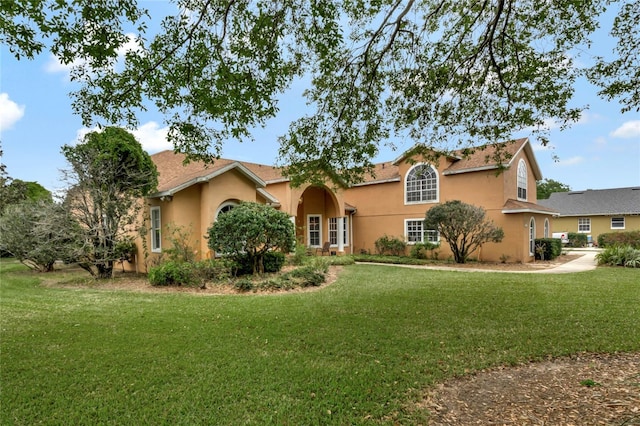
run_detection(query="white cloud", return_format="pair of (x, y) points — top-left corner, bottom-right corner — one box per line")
(556, 156), (585, 166)
(45, 32), (142, 78)
(610, 120), (640, 139)
(0, 93), (25, 131)
(133, 122), (171, 153)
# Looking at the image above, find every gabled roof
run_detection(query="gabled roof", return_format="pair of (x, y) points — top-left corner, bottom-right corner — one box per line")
(538, 187), (640, 216)
(502, 199), (558, 215)
(441, 138), (542, 179)
(149, 150), (284, 198)
(358, 137), (541, 185)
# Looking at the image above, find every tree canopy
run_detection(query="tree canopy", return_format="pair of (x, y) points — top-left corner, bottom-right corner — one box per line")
(3, 0), (638, 185)
(424, 200), (504, 263)
(207, 202), (295, 274)
(62, 127), (158, 278)
(536, 178), (572, 200)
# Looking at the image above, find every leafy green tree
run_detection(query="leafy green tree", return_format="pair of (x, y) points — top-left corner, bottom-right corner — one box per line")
(207, 202), (295, 274)
(3, 1), (638, 185)
(0, 200), (83, 271)
(62, 127), (158, 278)
(424, 200), (504, 263)
(536, 179), (572, 200)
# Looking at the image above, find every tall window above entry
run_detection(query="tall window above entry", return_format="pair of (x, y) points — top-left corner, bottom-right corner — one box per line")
(406, 164), (438, 204)
(517, 159), (527, 201)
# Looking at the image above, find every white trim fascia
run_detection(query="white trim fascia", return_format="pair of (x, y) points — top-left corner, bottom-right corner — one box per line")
(502, 208), (557, 215)
(265, 177), (290, 184)
(351, 177), (402, 187)
(257, 188), (280, 206)
(442, 164), (502, 175)
(552, 212), (640, 217)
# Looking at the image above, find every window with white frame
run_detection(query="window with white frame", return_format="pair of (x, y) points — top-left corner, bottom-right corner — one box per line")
(307, 215), (321, 247)
(405, 219), (439, 244)
(517, 159), (527, 200)
(578, 217), (591, 233)
(216, 201), (237, 218)
(544, 218), (550, 238)
(529, 217), (536, 256)
(611, 217), (625, 229)
(328, 217), (350, 246)
(150, 206), (161, 253)
(406, 164), (438, 204)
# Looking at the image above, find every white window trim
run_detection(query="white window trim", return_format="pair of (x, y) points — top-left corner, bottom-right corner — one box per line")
(404, 218), (440, 245)
(544, 218), (550, 238)
(611, 217), (625, 230)
(150, 206), (162, 253)
(307, 214), (322, 248)
(517, 159), (527, 201)
(404, 163), (439, 205)
(529, 217), (536, 256)
(577, 217), (591, 233)
(328, 216), (350, 247)
(215, 201), (238, 218)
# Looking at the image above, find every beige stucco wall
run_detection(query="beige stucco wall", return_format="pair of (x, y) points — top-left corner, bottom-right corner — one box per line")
(552, 215), (640, 244)
(344, 151), (546, 262)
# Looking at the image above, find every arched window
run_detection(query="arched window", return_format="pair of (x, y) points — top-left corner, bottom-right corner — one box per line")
(405, 164), (438, 204)
(544, 218), (550, 238)
(529, 217), (536, 256)
(517, 160), (527, 200)
(216, 201), (238, 218)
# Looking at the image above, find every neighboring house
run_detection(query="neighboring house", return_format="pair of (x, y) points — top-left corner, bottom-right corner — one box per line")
(130, 137), (556, 270)
(539, 187), (640, 244)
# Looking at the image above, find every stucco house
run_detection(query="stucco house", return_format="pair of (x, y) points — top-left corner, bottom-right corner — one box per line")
(132, 137), (556, 269)
(539, 187), (640, 244)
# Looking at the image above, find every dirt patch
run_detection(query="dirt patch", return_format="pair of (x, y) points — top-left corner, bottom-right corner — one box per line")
(422, 352), (640, 425)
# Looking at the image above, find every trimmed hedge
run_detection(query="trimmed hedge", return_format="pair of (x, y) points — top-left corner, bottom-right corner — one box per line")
(566, 232), (588, 248)
(597, 231), (640, 249)
(534, 238), (562, 260)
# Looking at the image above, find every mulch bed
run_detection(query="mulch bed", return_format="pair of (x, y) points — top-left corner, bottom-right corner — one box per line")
(422, 352), (640, 425)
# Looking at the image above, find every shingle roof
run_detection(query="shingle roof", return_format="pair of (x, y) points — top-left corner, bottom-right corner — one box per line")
(502, 199), (558, 215)
(150, 151), (286, 195)
(151, 138), (540, 193)
(538, 187), (640, 216)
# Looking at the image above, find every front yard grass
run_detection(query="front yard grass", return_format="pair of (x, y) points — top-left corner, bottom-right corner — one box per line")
(1, 259), (638, 424)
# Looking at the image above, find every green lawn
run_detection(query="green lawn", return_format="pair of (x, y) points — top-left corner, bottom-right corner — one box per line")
(1, 260), (639, 425)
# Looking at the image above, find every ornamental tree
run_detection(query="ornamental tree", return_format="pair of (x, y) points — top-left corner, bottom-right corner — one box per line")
(61, 127), (158, 278)
(424, 200), (504, 263)
(3, 1), (638, 185)
(0, 200), (83, 271)
(207, 202), (295, 274)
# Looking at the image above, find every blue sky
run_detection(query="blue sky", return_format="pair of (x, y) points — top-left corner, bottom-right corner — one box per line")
(1, 3), (638, 194)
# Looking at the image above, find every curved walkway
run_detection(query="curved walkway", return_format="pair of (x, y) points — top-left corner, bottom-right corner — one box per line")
(357, 249), (599, 274)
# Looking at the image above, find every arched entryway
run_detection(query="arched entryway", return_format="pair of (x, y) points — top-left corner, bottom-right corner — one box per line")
(294, 185), (348, 254)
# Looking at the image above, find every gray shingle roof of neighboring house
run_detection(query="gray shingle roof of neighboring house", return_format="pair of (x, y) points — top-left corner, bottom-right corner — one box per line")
(538, 187), (640, 216)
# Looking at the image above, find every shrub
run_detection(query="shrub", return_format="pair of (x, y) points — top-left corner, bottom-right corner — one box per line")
(148, 261), (197, 286)
(596, 245), (640, 268)
(194, 258), (234, 282)
(534, 238), (562, 260)
(409, 242), (438, 259)
(233, 278), (254, 292)
(290, 241), (309, 266)
(566, 232), (588, 248)
(597, 231), (640, 249)
(287, 266), (326, 287)
(375, 235), (407, 256)
(263, 251), (286, 273)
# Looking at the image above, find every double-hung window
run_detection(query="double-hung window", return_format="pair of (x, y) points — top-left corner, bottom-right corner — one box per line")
(405, 219), (439, 244)
(578, 217), (591, 233)
(328, 217), (350, 246)
(307, 215), (321, 247)
(150, 206), (161, 252)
